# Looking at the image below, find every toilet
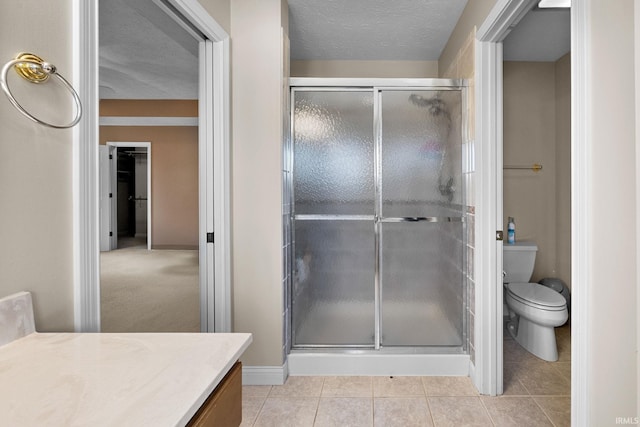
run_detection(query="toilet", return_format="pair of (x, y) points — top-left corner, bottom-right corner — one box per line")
(503, 241), (568, 361)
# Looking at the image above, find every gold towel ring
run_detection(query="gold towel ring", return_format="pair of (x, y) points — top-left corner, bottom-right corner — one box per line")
(0, 53), (82, 129)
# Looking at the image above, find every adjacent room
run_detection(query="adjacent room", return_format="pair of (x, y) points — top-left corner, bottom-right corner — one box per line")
(98, 0), (201, 332)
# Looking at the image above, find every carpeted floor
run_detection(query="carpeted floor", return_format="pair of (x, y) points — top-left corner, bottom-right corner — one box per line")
(100, 247), (200, 332)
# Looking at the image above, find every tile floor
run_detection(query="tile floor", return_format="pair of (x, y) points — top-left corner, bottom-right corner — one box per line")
(241, 323), (571, 426)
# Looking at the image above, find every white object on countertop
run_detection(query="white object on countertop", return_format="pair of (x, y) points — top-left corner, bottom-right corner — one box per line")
(0, 291), (35, 347)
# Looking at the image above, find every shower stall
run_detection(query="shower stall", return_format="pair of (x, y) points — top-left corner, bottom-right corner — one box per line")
(285, 79), (469, 375)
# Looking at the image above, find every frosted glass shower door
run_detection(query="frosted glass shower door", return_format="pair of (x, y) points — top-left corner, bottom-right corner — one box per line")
(379, 90), (465, 347)
(292, 90), (376, 347)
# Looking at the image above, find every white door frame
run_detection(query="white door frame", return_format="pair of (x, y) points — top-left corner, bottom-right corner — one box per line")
(474, 0), (537, 397)
(476, 0), (589, 423)
(107, 142), (152, 251)
(72, 0), (232, 333)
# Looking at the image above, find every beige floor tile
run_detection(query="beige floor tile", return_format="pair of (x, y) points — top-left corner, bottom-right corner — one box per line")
(322, 376), (372, 397)
(268, 376), (324, 397)
(241, 395), (266, 427)
(555, 323), (571, 342)
(503, 363), (530, 396)
(516, 362), (571, 396)
(553, 361), (571, 381)
(374, 397), (433, 427)
(534, 396), (571, 427)
(503, 338), (541, 364)
(374, 376), (425, 397)
(505, 358), (548, 378)
(422, 376), (478, 396)
(243, 385), (272, 398)
(253, 397), (319, 427)
(482, 396), (553, 426)
(555, 326), (571, 363)
(428, 396), (493, 426)
(314, 397), (372, 427)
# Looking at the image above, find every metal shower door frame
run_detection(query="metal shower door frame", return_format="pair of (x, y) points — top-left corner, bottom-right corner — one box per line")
(289, 78), (468, 351)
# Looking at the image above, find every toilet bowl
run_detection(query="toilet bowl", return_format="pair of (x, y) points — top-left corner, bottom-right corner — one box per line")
(503, 241), (568, 361)
(505, 282), (568, 361)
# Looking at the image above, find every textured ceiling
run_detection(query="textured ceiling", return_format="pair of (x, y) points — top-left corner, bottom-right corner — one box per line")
(99, 0), (199, 100)
(288, 0), (469, 61)
(99, 1), (570, 100)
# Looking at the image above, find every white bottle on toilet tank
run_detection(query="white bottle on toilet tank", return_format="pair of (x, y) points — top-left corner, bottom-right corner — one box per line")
(507, 217), (516, 244)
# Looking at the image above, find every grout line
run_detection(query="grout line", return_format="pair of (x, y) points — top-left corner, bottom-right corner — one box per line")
(371, 395), (375, 426)
(311, 377), (324, 426)
(531, 396), (560, 427)
(477, 395), (498, 426)
(244, 390), (269, 427)
(424, 395), (437, 427)
(265, 383), (274, 398)
(252, 396), (267, 427)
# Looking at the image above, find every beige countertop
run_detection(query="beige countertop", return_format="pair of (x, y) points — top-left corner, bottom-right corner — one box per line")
(0, 332), (252, 427)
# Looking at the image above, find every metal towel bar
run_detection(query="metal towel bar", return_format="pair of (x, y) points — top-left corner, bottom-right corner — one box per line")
(504, 163), (543, 172)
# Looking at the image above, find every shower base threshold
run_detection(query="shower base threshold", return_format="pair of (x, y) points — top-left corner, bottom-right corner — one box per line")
(287, 352), (469, 376)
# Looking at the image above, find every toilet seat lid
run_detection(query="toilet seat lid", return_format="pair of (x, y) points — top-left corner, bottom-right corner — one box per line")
(507, 282), (566, 308)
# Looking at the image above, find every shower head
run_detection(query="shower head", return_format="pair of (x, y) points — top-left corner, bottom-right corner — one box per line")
(409, 94), (448, 117)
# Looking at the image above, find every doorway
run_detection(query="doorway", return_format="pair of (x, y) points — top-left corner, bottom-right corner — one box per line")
(474, 1), (580, 414)
(115, 146), (148, 248)
(74, 0), (232, 334)
(100, 142), (152, 251)
(500, 6), (572, 415)
(98, 0), (200, 332)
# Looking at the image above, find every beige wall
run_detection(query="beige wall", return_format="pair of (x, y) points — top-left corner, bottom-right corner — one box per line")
(199, 0), (231, 34)
(589, 0), (637, 422)
(503, 62), (558, 283)
(100, 99), (198, 117)
(100, 128), (198, 249)
(503, 58), (571, 288)
(231, 0), (287, 366)
(290, 60), (438, 78)
(0, 0), (75, 332)
(100, 100), (199, 248)
(439, 0), (497, 77)
(555, 54), (571, 289)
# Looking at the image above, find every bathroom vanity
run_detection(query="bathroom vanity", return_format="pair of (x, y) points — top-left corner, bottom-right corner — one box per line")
(0, 332), (252, 426)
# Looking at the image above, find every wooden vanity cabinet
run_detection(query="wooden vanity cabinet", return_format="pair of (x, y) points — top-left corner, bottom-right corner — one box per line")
(187, 361), (243, 427)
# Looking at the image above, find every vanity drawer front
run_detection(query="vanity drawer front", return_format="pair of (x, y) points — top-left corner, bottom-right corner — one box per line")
(188, 361), (242, 427)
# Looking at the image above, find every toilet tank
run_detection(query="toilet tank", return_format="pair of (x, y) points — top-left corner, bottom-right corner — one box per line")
(503, 241), (538, 283)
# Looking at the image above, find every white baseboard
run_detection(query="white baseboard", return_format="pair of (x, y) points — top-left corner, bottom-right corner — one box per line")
(242, 360), (289, 385)
(288, 353), (470, 376)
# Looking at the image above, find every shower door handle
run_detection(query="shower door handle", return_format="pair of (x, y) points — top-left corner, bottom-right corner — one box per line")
(379, 217), (464, 223)
(402, 217), (428, 222)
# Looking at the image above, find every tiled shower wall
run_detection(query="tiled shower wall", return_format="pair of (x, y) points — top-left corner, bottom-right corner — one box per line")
(443, 29), (476, 365)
